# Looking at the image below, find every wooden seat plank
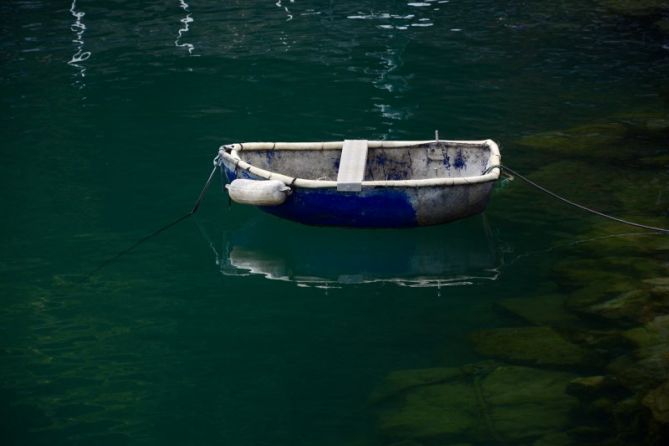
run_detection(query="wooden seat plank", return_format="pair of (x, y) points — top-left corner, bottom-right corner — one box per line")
(336, 140), (368, 192)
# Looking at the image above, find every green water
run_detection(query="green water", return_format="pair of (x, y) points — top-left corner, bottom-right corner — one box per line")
(2, 1), (669, 445)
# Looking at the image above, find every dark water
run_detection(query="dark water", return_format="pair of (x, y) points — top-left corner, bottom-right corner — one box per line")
(2, 1), (668, 445)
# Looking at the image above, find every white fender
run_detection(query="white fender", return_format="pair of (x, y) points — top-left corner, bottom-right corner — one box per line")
(225, 179), (291, 206)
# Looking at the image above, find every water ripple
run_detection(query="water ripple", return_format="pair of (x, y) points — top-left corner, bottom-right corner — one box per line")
(175, 0), (197, 55)
(275, 0), (294, 22)
(67, 0), (90, 89)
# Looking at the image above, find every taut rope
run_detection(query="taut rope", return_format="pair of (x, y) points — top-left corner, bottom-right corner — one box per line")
(484, 164), (669, 234)
(87, 159), (221, 278)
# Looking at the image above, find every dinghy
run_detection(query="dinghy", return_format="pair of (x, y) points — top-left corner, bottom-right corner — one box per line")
(217, 137), (501, 227)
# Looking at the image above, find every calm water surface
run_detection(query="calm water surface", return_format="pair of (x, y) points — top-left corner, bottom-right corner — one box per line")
(1, 1), (668, 445)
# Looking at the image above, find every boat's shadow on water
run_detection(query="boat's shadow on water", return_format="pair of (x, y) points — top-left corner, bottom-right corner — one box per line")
(198, 214), (504, 288)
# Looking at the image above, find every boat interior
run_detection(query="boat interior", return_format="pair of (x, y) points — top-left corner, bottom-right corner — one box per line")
(235, 141), (493, 182)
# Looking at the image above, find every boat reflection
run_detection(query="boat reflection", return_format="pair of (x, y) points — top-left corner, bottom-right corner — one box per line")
(205, 215), (501, 288)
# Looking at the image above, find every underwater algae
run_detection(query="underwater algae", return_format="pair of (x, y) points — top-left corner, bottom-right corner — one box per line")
(364, 97), (669, 446)
(371, 362), (578, 445)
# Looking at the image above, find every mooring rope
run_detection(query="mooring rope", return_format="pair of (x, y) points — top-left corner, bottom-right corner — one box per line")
(87, 161), (221, 278)
(484, 165), (669, 234)
(88, 158), (668, 278)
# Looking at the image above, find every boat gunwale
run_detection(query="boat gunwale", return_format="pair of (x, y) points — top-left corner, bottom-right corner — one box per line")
(218, 139), (501, 189)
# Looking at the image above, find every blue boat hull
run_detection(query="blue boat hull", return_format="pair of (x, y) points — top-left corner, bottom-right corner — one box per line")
(223, 166), (495, 228)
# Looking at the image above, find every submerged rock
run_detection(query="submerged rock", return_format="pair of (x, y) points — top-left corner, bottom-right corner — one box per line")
(645, 278), (669, 301)
(607, 355), (665, 392)
(369, 367), (466, 403)
(482, 366), (579, 441)
(497, 295), (583, 329)
(516, 112), (669, 167)
(566, 375), (608, 397)
(643, 380), (669, 423)
(638, 153), (669, 169)
(555, 257), (665, 291)
(587, 289), (652, 323)
(516, 123), (629, 160)
(560, 224), (669, 258)
(374, 364), (578, 444)
(533, 432), (573, 446)
(564, 277), (669, 326)
(568, 329), (635, 353)
(553, 256), (669, 326)
(470, 326), (591, 368)
(376, 379), (484, 443)
(609, 316), (669, 390)
(566, 375), (625, 400)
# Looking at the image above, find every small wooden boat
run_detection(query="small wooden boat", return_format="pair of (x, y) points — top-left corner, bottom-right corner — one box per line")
(217, 137), (501, 228)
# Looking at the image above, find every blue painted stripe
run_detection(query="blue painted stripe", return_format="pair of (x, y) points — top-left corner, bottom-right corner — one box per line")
(223, 166), (417, 227)
(262, 187), (417, 227)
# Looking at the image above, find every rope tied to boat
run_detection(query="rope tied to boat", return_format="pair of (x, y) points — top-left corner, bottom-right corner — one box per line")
(87, 156), (224, 278)
(89, 155), (668, 278)
(486, 164), (669, 234)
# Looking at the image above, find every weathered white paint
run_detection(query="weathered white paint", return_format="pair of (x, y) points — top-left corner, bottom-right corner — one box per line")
(218, 139), (501, 189)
